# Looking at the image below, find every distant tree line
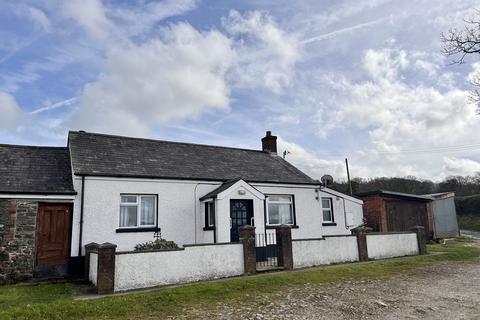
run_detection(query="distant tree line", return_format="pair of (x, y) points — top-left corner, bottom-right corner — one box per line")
(330, 174), (480, 216)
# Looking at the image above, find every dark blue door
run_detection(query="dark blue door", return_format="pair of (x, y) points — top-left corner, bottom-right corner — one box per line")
(230, 199), (253, 242)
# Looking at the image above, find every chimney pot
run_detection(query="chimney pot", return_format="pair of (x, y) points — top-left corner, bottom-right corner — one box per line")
(261, 131), (277, 154)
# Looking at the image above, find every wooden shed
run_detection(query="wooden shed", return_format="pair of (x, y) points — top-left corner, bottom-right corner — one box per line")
(357, 190), (434, 238)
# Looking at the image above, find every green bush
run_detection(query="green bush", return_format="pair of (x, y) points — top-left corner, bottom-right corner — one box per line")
(134, 239), (179, 251)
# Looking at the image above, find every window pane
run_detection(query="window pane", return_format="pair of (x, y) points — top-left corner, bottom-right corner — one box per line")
(268, 203), (280, 224)
(121, 195), (137, 203)
(120, 206), (137, 227)
(141, 196), (155, 225)
(269, 196), (292, 202)
(323, 209), (332, 222)
(322, 198), (331, 209)
(208, 203), (215, 226)
(268, 203), (292, 224)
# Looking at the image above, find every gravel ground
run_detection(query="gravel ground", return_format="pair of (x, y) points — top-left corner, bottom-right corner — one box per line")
(179, 240), (480, 320)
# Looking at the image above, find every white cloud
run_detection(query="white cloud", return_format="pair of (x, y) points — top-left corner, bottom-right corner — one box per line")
(442, 156), (480, 177)
(66, 9), (301, 135)
(223, 10), (301, 93)
(25, 6), (51, 32)
(69, 23), (234, 136)
(0, 92), (23, 130)
(111, 0), (198, 38)
(277, 137), (345, 180)
(308, 47), (480, 180)
(63, 0), (114, 42)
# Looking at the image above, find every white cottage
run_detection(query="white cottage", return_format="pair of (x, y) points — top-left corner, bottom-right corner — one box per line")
(0, 130), (363, 281)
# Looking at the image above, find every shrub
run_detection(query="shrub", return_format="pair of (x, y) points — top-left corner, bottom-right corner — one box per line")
(134, 238), (179, 252)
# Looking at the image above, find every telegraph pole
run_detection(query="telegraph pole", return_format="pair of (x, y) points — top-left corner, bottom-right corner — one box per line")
(345, 158), (353, 195)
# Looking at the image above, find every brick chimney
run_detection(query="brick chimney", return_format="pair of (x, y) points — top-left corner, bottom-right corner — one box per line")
(261, 131), (277, 154)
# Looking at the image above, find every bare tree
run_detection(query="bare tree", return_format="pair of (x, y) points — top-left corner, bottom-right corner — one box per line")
(441, 11), (480, 110)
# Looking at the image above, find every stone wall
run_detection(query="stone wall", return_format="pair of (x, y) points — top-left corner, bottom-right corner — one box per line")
(0, 199), (38, 284)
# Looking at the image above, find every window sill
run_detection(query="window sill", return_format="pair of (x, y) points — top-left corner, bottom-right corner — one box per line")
(322, 223), (337, 226)
(116, 227), (160, 233)
(203, 226), (215, 231)
(266, 225), (299, 229)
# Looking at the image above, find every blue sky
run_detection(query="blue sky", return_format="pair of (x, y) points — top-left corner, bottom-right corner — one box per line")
(1, 0), (480, 181)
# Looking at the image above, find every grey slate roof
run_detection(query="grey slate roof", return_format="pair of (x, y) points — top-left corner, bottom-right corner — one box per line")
(0, 145), (75, 194)
(68, 131), (318, 185)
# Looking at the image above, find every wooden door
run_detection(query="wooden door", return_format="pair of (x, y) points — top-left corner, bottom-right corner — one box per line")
(385, 200), (427, 232)
(36, 204), (71, 267)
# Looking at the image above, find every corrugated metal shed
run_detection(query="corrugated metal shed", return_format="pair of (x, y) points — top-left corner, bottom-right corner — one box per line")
(425, 192), (459, 238)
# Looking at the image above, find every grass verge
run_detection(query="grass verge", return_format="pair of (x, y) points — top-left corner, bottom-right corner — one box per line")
(0, 239), (478, 320)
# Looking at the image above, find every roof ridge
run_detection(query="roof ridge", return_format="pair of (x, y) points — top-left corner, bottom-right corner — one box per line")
(0, 143), (67, 150)
(69, 130), (268, 154)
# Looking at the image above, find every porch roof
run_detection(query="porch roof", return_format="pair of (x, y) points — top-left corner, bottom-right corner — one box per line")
(200, 178), (265, 201)
(199, 178), (241, 201)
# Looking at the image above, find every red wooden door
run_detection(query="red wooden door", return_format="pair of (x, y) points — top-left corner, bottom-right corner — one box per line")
(36, 204), (71, 267)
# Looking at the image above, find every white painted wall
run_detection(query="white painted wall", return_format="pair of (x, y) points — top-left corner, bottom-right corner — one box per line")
(71, 177), (221, 255)
(292, 236), (359, 269)
(89, 252), (98, 285)
(114, 243), (244, 292)
(71, 177), (363, 256)
(318, 188), (363, 236)
(366, 233), (419, 259)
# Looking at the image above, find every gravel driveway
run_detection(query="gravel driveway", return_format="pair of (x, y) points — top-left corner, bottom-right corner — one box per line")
(181, 240), (480, 320)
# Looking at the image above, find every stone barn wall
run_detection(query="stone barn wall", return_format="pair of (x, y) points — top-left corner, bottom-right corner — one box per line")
(0, 199), (38, 284)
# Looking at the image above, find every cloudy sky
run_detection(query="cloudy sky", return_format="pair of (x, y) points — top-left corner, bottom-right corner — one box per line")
(1, 0), (480, 182)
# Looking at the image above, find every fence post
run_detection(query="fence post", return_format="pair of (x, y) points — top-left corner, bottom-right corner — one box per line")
(239, 226), (256, 275)
(276, 225), (293, 270)
(84, 242), (99, 279)
(411, 226), (427, 255)
(96, 242), (117, 294)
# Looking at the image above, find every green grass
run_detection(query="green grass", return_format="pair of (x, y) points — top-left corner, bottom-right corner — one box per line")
(458, 214), (480, 231)
(1, 239), (479, 320)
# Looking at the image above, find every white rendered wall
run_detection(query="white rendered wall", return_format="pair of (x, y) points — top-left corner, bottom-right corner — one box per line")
(366, 233), (419, 259)
(71, 177), (363, 256)
(114, 243), (244, 292)
(89, 252), (98, 285)
(292, 236), (359, 268)
(319, 189), (364, 236)
(71, 177), (221, 255)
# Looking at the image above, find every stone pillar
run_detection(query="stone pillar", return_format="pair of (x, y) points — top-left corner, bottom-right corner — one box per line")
(84, 242), (99, 279)
(239, 225), (256, 275)
(411, 226), (427, 255)
(276, 225), (293, 270)
(96, 243), (117, 294)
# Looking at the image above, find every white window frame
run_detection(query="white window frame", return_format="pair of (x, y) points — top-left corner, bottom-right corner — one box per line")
(321, 197), (334, 223)
(205, 201), (215, 228)
(266, 195), (294, 226)
(119, 194), (157, 229)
